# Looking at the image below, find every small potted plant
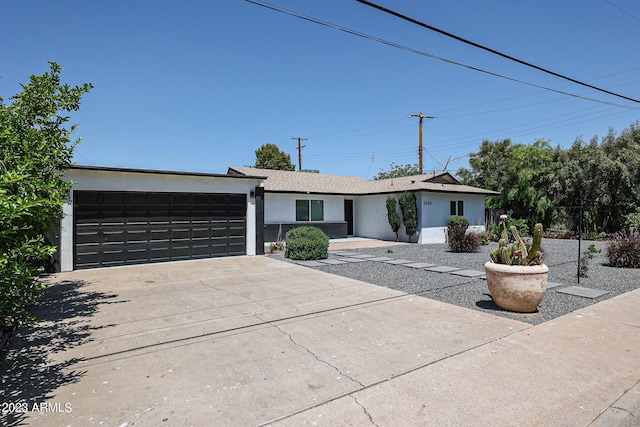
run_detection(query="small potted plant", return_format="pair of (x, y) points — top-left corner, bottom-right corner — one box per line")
(485, 215), (548, 313)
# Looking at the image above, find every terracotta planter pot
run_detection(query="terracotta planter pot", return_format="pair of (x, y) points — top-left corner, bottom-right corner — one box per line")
(484, 261), (549, 313)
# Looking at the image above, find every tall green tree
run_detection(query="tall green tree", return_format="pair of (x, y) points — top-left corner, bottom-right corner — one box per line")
(1, 63), (93, 331)
(373, 163), (420, 180)
(551, 134), (633, 232)
(385, 196), (401, 241)
(399, 192), (417, 242)
(254, 143), (295, 171)
(457, 139), (556, 230)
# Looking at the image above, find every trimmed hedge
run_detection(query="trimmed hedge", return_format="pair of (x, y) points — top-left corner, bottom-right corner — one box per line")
(448, 216), (469, 230)
(285, 226), (329, 260)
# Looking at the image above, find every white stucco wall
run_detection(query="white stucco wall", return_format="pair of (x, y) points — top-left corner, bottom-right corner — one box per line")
(418, 192), (486, 243)
(354, 193), (423, 243)
(352, 191), (487, 244)
(60, 168), (262, 271)
(264, 193), (345, 223)
(261, 190), (488, 245)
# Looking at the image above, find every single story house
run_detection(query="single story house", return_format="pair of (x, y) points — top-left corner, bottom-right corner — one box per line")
(57, 165), (266, 272)
(227, 167), (499, 244)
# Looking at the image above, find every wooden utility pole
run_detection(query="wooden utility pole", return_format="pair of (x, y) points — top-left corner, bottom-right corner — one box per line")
(292, 137), (308, 171)
(409, 112), (436, 174)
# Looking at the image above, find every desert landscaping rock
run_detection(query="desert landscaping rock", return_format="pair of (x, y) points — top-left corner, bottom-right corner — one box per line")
(277, 239), (640, 326)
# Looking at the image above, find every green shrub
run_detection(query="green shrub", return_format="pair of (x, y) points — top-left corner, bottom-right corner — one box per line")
(579, 244), (603, 278)
(607, 228), (640, 268)
(1, 63), (92, 332)
(448, 216), (469, 231)
(285, 226), (329, 260)
(491, 217), (529, 239)
(447, 216), (479, 251)
(624, 208), (640, 230)
(478, 231), (491, 245)
(268, 241), (285, 253)
(448, 225), (480, 253)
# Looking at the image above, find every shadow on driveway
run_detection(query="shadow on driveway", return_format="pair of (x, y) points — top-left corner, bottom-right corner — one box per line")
(1, 279), (122, 427)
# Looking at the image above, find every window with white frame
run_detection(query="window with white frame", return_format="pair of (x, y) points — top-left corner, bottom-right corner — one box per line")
(450, 200), (464, 216)
(296, 200), (324, 221)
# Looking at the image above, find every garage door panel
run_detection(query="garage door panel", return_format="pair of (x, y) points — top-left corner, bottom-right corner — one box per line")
(191, 210), (211, 223)
(125, 193), (147, 205)
(191, 244), (211, 257)
(101, 211), (126, 225)
(171, 228), (190, 240)
(74, 191), (247, 269)
(171, 246), (191, 259)
(149, 211), (170, 225)
(102, 229), (126, 244)
(127, 230), (149, 243)
(126, 210), (149, 225)
(101, 192), (124, 204)
(192, 194), (210, 206)
(171, 210), (191, 224)
(75, 209), (100, 223)
(149, 248), (171, 261)
(149, 228), (171, 242)
(171, 193), (191, 206)
(75, 191), (100, 204)
(148, 193), (171, 205)
(210, 227), (228, 238)
(228, 225), (246, 237)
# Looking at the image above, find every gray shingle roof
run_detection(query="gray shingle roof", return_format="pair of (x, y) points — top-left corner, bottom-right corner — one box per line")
(228, 167), (499, 196)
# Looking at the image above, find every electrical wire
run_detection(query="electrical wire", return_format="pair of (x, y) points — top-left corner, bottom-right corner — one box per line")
(356, 0), (640, 105)
(606, 0), (640, 23)
(307, 116), (410, 138)
(246, 0), (640, 110)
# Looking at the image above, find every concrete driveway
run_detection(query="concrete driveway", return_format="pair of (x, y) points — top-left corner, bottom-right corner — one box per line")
(3, 256), (639, 426)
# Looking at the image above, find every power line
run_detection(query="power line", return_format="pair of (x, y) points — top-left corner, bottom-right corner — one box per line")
(246, 0), (639, 110)
(606, 0), (640, 23)
(356, 0), (640, 105)
(307, 116), (410, 138)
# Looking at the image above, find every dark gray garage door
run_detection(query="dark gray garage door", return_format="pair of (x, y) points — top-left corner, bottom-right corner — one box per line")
(74, 191), (246, 269)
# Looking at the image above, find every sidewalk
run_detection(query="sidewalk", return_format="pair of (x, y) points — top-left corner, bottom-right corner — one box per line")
(270, 287), (640, 426)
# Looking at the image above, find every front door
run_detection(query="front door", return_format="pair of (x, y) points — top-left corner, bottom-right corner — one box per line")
(344, 199), (354, 236)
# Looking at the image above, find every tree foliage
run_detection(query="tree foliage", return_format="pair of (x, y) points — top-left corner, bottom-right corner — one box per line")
(398, 192), (417, 242)
(254, 143), (295, 171)
(457, 139), (555, 230)
(457, 122), (640, 234)
(373, 163), (420, 180)
(1, 63), (92, 331)
(385, 196), (401, 241)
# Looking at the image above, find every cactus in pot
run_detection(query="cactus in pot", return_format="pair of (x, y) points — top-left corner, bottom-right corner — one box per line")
(490, 215), (544, 266)
(485, 215), (548, 313)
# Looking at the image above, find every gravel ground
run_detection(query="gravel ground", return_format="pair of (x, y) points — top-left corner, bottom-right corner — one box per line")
(271, 239), (640, 325)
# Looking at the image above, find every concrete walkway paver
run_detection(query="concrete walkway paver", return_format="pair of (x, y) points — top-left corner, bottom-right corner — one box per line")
(3, 255), (639, 426)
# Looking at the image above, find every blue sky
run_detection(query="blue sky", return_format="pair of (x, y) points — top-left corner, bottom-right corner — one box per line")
(2, 0), (639, 179)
